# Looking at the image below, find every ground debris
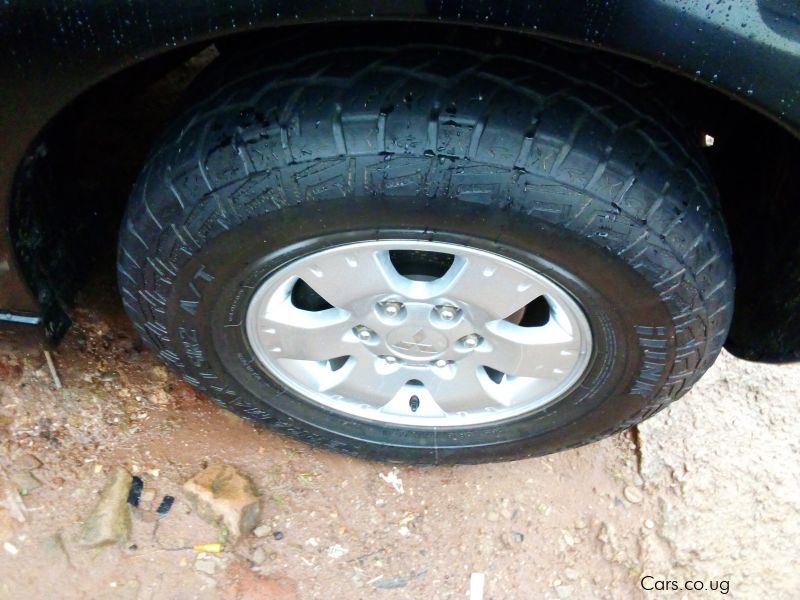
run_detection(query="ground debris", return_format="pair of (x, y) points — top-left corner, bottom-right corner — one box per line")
(79, 466), (132, 547)
(623, 485), (643, 504)
(183, 463), (260, 541)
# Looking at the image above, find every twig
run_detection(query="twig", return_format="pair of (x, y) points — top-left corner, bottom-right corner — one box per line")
(43, 350), (62, 389)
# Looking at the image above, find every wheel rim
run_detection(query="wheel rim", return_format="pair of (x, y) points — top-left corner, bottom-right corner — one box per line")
(244, 240), (592, 427)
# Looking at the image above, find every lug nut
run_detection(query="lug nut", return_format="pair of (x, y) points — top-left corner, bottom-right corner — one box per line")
(381, 301), (403, 317)
(461, 334), (481, 349)
(436, 305), (458, 321)
(434, 359), (449, 368)
(383, 355), (398, 364)
(354, 326), (374, 341)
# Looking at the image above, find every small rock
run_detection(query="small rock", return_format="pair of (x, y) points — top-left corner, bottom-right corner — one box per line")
(252, 546), (267, 565)
(253, 525), (271, 538)
(79, 466), (132, 547)
(486, 512), (499, 522)
(623, 485), (644, 504)
(13, 455), (42, 471)
(644, 519), (655, 529)
(500, 531), (525, 548)
(151, 366), (169, 382)
(272, 531), (284, 541)
(3, 541), (18, 555)
(194, 557), (217, 575)
(183, 464), (260, 541)
(564, 568), (580, 581)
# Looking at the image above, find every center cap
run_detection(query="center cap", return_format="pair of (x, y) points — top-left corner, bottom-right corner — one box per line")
(386, 325), (449, 359)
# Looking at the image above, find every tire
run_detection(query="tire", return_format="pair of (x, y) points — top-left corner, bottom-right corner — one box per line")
(117, 43), (734, 463)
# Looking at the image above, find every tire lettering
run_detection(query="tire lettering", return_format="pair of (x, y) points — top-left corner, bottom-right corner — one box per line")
(179, 264), (215, 315)
(631, 325), (669, 396)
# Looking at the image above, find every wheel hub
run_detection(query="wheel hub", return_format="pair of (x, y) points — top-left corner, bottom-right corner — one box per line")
(245, 240), (592, 427)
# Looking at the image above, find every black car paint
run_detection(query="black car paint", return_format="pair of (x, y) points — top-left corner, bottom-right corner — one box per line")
(0, 1), (799, 357)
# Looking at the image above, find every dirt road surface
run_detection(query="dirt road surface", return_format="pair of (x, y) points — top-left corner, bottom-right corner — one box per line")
(0, 275), (798, 600)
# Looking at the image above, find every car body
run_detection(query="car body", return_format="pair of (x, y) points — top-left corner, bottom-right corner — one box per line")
(1, 0), (799, 360)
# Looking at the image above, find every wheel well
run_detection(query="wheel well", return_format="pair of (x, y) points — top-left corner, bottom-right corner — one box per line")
(10, 21), (800, 360)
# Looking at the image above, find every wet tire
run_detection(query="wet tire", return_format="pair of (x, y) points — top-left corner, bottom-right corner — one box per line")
(117, 44), (734, 463)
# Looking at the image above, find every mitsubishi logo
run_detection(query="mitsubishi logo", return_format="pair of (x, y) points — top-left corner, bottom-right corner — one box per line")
(391, 328), (439, 354)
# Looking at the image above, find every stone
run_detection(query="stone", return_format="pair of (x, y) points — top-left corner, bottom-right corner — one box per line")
(564, 568), (580, 581)
(500, 531), (525, 548)
(253, 525), (271, 538)
(252, 546), (267, 565)
(183, 464), (260, 541)
(79, 466), (133, 547)
(623, 485), (644, 504)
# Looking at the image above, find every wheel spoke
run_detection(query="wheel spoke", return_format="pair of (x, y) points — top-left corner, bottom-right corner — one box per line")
(323, 348), (408, 407)
(440, 255), (550, 319)
(293, 247), (405, 308)
(419, 362), (509, 411)
(257, 304), (355, 361)
(482, 320), (583, 378)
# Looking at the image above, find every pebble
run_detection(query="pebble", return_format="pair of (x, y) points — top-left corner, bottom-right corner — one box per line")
(253, 525), (271, 538)
(623, 485), (644, 504)
(644, 519), (655, 529)
(564, 568), (580, 581)
(487, 512), (499, 522)
(252, 547), (267, 565)
(500, 531), (524, 548)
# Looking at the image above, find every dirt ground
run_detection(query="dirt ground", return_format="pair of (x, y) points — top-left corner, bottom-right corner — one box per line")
(1, 272), (798, 600)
